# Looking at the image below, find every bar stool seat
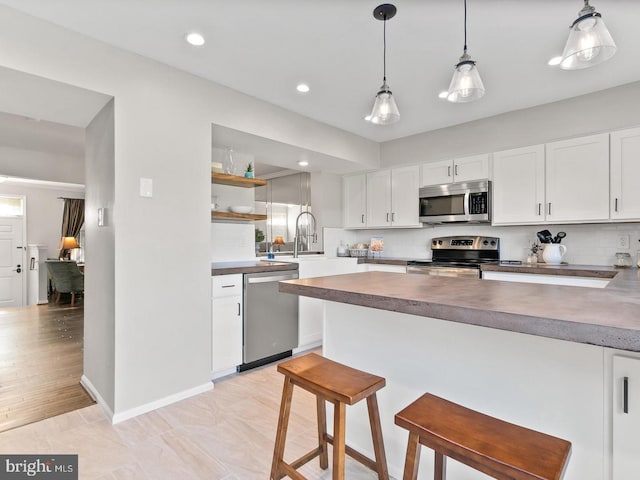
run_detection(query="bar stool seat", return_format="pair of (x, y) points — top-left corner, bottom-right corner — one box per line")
(270, 353), (389, 480)
(395, 393), (571, 480)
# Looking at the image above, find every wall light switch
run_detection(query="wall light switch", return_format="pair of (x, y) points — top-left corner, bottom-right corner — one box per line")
(140, 178), (153, 198)
(97, 207), (106, 227)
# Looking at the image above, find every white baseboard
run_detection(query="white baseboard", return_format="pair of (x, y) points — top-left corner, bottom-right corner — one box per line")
(81, 374), (114, 421)
(293, 341), (322, 354)
(111, 381), (213, 424)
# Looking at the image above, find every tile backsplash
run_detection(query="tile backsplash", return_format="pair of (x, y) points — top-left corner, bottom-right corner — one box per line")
(324, 223), (640, 266)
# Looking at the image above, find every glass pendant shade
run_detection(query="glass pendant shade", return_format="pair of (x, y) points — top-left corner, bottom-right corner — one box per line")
(370, 82), (400, 125)
(560, 11), (616, 70)
(447, 53), (485, 103)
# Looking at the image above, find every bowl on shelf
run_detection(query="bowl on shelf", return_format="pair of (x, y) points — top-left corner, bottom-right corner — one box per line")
(229, 205), (252, 214)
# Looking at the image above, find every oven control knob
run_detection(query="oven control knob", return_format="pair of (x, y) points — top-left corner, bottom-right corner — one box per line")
(438, 240), (443, 245)
(432, 240), (437, 246)
(483, 240), (489, 246)
(490, 240), (496, 246)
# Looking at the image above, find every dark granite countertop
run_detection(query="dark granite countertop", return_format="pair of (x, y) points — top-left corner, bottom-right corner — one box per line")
(280, 267), (640, 352)
(212, 260), (298, 276)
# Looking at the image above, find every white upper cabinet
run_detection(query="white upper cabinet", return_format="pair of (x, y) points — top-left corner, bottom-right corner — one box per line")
(545, 133), (610, 223)
(421, 154), (490, 187)
(492, 145), (545, 225)
(367, 166), (421, 228)
(611, 127), (640, 221)
(343, 173), (367, 228)
(391, 165), (421, 227)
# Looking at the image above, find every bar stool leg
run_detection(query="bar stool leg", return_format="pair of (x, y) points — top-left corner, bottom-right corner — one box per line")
(316, 396), (329, 470)
(434, 452), (447, 480)
(366, 393), (390, 480)
(402, 432), (421, 480)
(332, 401), (346, 480)
(270, 377), (294, 480)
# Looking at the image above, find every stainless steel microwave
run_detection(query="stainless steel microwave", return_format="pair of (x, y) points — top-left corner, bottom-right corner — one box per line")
(419, 180), (491, 224)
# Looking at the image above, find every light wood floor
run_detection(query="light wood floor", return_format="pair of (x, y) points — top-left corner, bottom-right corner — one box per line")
(0, 301), (95, 433)
(0, 355), (391, 479)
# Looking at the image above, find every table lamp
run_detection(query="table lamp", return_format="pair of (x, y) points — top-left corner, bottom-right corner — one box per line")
(273, 236), (285, 252)
(59, 236), (79, 260)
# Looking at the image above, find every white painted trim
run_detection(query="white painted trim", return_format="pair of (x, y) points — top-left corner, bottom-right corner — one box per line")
(211, 367), (237, 380)
(293, 341), (322, 354)
(3, 176), (85, 192)
(111, 382), (213, 425)
(81, 374), (114, 421)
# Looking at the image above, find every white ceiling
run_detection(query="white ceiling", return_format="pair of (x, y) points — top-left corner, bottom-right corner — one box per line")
(0, 0), (638, 144)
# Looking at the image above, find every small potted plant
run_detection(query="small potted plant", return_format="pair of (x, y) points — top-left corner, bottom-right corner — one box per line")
(255, 228), (265, 254)
(245, 163), (254, 178)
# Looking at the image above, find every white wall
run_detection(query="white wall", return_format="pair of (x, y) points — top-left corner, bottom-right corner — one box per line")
(0, 6), (379, 417)
(0, 145), (84, 184)
(0, 182), (84, 257)
(84, 99), (115, 413)
(381, 81), (640, 167)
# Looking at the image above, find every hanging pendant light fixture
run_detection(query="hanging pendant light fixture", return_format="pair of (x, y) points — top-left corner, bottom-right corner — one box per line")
(447, 0), (485, 103)
(368, 4), (400, 125)
(560, 0), (616, 70)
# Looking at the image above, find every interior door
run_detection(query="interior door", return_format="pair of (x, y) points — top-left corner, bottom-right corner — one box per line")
(0, 217), (25, 307)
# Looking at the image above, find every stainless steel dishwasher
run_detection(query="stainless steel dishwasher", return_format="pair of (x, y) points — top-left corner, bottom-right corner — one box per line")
(240, 270), (299, 371)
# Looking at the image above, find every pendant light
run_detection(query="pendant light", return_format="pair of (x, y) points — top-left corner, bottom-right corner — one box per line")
(447, 0), (485, 103)
(368, 4), (400, 125)
(560, 0), (616, 70)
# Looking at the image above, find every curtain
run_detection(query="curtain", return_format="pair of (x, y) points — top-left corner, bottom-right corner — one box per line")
(59, 198), (85, 258)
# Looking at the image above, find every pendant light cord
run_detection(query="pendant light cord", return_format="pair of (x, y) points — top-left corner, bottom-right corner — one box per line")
(463, 0), (468, 54)
(383, 15), (387, 82)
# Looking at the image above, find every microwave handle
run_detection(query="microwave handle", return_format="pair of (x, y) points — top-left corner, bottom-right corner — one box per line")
(463, 190), (471, 218)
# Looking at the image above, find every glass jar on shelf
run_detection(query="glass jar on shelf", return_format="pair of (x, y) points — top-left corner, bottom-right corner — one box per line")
(223, 147), (235, 175)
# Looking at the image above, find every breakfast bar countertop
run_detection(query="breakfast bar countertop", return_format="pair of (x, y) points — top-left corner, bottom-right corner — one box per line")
(279, 267), (640, 352)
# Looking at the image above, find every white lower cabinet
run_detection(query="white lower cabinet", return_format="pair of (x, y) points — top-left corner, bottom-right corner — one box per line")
(612, 355), (640, 480)
(365, 263), (406, 273)
(211, 274), (243, 378)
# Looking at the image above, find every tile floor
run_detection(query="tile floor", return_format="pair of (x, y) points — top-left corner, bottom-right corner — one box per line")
(0, 356), (391, 479)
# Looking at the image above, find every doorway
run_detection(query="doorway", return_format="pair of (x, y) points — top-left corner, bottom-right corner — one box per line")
(0, 205), (26, 308)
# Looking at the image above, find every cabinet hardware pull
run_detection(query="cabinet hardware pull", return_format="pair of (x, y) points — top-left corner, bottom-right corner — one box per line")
(386, 212), (389, 222)
(615, 198), (619, 212)
(361, 214), (365, 224)
(455, 164), (458, 176)
(548, 203), (552, 215)
(538, 203), (541, 216)
(624, 376), (629, 414)
(447, 166), (451, 177)
(221, 284), (235, 288)
(237, 302), (241, 316)
(392, 212), (395, 222)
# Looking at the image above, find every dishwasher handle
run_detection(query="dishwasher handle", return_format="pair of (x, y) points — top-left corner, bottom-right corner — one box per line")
(246, 273), (298, 284)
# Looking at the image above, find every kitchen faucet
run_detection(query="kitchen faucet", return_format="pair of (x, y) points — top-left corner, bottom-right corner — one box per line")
(293, 210), (317, 258)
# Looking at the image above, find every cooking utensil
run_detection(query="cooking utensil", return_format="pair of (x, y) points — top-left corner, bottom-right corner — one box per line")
(553, 232), (566, 244)
(537, 230), (553, 244)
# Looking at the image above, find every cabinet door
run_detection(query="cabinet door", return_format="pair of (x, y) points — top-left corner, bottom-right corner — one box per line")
(343, 174), (367, 228)
(545, 133), (609, 223)
(421, 159), (453, 186)
(366, 170), (392, 227)
(612, 355), (640, 480)
(492, 145), (545, 225)
(212, 294), (243, 374)
(390, 165), (420, 226)
(454, 153), (490, 183)
(611, 127), (640, 221)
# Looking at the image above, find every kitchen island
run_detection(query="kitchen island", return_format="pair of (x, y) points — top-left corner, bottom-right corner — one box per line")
(280, 269), (640, 480)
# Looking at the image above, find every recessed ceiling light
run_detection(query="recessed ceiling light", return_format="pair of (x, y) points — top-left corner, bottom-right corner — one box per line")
(297, 160), (309, 167)
(364, 115), (372, 122)
(438, 90), (449, 99)
(296, 83), (310, 93)
(547, 56), (563, 66)
(186, 32), (205, 46)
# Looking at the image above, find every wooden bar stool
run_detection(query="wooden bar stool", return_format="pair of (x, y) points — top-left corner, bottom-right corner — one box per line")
(395, 393), (571, 480)
(270, 353), (389, 480)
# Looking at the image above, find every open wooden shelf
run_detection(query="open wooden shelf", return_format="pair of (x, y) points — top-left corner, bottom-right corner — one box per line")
(211, 173), (267, 188)
(211, 211), (268, 221)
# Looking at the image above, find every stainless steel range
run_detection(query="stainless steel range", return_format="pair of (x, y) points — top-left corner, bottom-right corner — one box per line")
(407, 235), (500, 278)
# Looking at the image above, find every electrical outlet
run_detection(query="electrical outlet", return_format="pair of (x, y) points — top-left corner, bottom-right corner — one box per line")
(617, 234), (630, 249)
